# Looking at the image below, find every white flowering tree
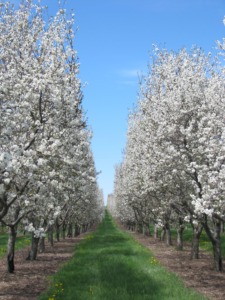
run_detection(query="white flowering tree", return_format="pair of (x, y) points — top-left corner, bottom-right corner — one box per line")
(113, 163), (137, 231)
(0, 0), (103, 272)
(148, 48), (225, 271)
(114, 46), (225, 271)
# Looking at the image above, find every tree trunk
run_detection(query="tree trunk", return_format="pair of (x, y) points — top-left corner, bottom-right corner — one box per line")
(165, 223), (172, 246)
(135, 223), (138, 232)
(55, 218), (60, 242)
(148, 223), (151, 236)
(191, 224), (203, 259)
(74, 224), (80, 237)
(26, 233), (40, 260)
(160, 226), (166, 241)
(213, 240), (223, 271)
(56, 227), (60, 242)
(7, 226), (17, 273)
(220, 222), (224, 233)
(137, 223), (142, 233)
(62, 221), (67, 239)
(176, 218), (185, 250)
(176, 226), (184, 250)
(67, 223), (73, 237)
(154, 225), (158, 239)
(142, 223), (146, 235)
(39, 237), (45, 253)
(142, 223), (150, 236)
(203, 221), (223, 271)
(48, 226), (54, 247)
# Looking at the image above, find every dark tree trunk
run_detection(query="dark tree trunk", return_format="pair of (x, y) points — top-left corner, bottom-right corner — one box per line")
(191, 224), (203, 259)
(56, 227), (60, 242)
(203, 221), (223, 271)
(26, 233), (40, 260)
(137, 223), (142, 233)
(74, 224), (80, 237)
(7, 206), (20, 273)
(55, 218), (60, 242)
(126, 222), (130, 230)
(7, 226), (17, 273)
(67, 223), (73, 237)
(220, 222), (224, 233)
(48, 226), (54, 247)
(212, 241), (223, 272)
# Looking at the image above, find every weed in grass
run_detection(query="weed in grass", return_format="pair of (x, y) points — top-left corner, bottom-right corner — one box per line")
(85, 234), (94, 240)
(149, 256), (160, 266)
(48, 282), (64, 300)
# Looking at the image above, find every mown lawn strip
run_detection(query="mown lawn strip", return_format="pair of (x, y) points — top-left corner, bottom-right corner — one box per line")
(39, 211), (206, 300)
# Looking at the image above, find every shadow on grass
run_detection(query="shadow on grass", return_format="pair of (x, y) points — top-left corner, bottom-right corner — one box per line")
(98, 258), (161, 300)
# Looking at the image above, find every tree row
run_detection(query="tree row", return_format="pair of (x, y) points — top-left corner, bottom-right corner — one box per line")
(0, 1), (104, 273)
(110, 38), (225, 272)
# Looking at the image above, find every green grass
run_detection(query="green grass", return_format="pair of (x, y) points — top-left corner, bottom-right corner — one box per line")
(39, 212), (206, 300)
(0, 232), (31, 258)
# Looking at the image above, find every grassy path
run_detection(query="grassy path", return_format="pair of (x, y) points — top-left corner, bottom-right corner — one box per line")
(39, 212), (206, 300)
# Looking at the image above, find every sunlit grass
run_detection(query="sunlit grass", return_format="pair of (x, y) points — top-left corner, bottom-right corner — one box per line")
(39, 212), (205, 300)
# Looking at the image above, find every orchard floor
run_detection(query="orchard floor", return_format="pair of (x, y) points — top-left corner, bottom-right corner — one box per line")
(0, 226), (225, 300)
(0, 231), (92, 300)
(120, 225), (225, 300)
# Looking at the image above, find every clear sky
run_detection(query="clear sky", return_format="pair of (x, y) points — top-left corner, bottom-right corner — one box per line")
(8, 0), (225, 203)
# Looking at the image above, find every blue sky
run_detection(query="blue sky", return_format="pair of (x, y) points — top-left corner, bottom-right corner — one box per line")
(7, 0), (225, 203)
